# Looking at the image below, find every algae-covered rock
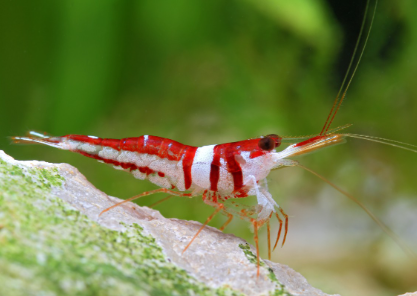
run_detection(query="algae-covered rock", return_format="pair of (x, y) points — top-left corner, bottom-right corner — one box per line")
(0, 150), (338, 296)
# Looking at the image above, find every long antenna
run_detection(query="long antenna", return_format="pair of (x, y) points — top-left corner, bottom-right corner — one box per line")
(296, 163), (416, 259)
(320, 0), (378, 136)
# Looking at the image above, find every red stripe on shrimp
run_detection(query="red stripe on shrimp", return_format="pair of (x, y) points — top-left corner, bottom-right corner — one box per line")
(293, 135), (324, 148)
(120, 137), (141, 151)
(225, 144), (243, 191)
(210, 142), (244, 192)
(75, 150), (157, 176)
(65, 134), (194, 162)
(66, 135), (103, 146)
(182, 146), (198, 190)
(210, 145), (222, 191)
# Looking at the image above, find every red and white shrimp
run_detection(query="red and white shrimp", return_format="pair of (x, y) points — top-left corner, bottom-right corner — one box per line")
(15, 126), (415, 276)
(11, 131), (302, 262)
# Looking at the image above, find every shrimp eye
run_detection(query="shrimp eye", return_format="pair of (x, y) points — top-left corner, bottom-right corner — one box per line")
(258, 134), (281, 151)
(258, 137), (275, 151)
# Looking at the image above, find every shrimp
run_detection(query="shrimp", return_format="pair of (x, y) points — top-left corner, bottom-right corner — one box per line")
(11, 131), (294, 275)
(11, 130), (347, 274)
(11, 128), (416, 276)
(11, 0), (417, 277)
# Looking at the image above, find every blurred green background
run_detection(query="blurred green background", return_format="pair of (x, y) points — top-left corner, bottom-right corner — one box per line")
(1, 0), (417, 295)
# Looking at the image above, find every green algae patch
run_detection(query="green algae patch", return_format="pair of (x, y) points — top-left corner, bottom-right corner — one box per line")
(239, 244), (292, 296)
(0, 156), (243, 296)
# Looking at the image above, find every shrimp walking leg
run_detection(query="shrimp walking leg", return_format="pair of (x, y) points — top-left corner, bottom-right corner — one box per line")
(267, 216), (272, 260)
(272, 213), (283, 251)
(219, 212), (233, 231)
(99, 188), (193, 216)
(149, 195), (174, 208)
(252, 219), (261, 277)
(182, 203), (225, 253)
(278, 208), (289, 247)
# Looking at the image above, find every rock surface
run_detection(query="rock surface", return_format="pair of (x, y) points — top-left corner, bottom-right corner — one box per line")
(0, 150), (340, 295)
